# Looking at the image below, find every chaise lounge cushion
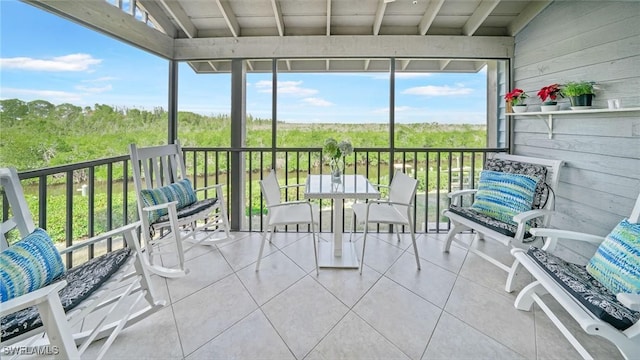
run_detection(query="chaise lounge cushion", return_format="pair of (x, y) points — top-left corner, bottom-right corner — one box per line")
(586, 219), (640, 294)
(1, 247), (131, 342)
(448, 205), (532, 239)
(0, 228), (66, 302)
(527, 246), (640, 330)
(470, 170), (538, 226)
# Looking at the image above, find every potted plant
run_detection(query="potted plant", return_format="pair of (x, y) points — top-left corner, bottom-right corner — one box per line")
(323, 138), (353, 182)
(562, 81), (596, 108)
(505, 88), (528, 113)
(537, 83), (564, 112)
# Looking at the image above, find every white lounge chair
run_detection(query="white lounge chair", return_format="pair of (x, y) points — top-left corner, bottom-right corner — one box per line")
(512, 193), (640, 359)
(0, 167), (165, 359)
(442, 153), (563, 292)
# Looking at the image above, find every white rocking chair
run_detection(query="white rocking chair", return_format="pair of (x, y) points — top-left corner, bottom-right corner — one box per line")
(0, 167), (165, 359)
(129, 141), (233, 278)
(512, 193), (640, 359)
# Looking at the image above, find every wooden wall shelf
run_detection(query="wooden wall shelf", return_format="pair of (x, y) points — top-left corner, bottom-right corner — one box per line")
(506, 107), (640, 138)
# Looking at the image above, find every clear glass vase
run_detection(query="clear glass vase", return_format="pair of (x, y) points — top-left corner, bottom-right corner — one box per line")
(329, 157), (344, 183)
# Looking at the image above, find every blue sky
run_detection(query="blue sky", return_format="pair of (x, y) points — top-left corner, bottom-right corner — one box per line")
(0, 0), (487, 124)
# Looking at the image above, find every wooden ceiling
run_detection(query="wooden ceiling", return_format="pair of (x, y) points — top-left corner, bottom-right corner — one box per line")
(23, 0), (552, 73)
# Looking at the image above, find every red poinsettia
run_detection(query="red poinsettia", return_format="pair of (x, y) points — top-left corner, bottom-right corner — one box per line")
(504, 88), (528, 106)
(537, 84), (564, 103)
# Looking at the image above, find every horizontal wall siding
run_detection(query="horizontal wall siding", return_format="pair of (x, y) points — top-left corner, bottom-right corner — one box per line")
(512, 1), (640, 261)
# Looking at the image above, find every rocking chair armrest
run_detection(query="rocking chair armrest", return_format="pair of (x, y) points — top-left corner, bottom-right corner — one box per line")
(447, 189), (477, 199)
(528, 228), (604, 253)
(195, 184), (224, 193)
(59, 222), (142, 254)
(142, 201), (179, 213)
(616, 293), (640, 311)
(0, 281), (68, 316)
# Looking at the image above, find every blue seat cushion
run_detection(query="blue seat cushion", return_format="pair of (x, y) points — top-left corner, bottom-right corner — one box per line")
(527, 247), (640, 330)
(1, 247), (131, 342)
(0, 228), (66, 302)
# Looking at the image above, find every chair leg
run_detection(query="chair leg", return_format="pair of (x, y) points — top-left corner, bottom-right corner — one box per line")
(350, 211), (356, 242)
(395, 226), (401, 243)
(255, 226), (270, 271)
(505, 258), (521, 293)
(514, 280), (545, 311)
(410, 228), (421, 270)
(360, 226), (368, 275)
(443, 222), (465, 252)
(312, 223), (319, 276)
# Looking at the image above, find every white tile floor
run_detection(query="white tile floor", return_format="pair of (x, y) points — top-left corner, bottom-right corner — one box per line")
(83, 231), (623, 360)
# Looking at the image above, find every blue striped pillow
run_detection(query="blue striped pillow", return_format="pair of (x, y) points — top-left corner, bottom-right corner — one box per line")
(587, 219), (640, 294)
(140, 179), (197, 224)
(0, 228), (66, 302)
(470, 170), (538, 226)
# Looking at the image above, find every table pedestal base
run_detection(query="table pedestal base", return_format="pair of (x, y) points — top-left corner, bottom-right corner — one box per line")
(318, 241), (359, 269)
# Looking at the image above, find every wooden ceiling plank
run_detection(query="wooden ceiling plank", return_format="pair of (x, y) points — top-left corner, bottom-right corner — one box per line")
(270, 0), (285, 36)
(138, 0), (178, 37)
(158, 0), (197, 38)
(507, 1), (552, 36)
(23, 0), (173, 58)
(215, 0), (240, 38)
(373, 0), (388, 36)
(174, 35), (514, 60)
(419, 0), (445, 35)
(462, 0), (501, 36)
(326, 0), (332, 36)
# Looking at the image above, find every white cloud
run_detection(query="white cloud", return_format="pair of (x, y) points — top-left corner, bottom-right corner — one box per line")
(255, 80), (318, 96)
(75, 84), (113, 93)
(1, 87), (83, 103)
(402, 85), (473, 96)
(302, 97), (333, 107)
(0, 54), (102, 72)
(82, 76), (116, 83)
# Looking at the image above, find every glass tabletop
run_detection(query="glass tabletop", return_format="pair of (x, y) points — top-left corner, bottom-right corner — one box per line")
(304, 174), (380, 199)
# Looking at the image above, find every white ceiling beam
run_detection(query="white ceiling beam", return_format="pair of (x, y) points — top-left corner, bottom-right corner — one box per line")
(23, 0), (173, 59)
(215, 0), (240, 38)
(400, 59), (410, 71)
(207, 61), (218, 71)
(418, 0), (445, 35)
(158, 0), (197, 38)
(462, 0), (501, 36)
(326, 59), (330, 71)
(270, 0), (285, 36)
(286, 59), (292, 71)
(373, 0), (389, 35)
(507, 1), (552, 36)
(326, 0), (331, 36)
(174, 35), (514, 61)
(364, 59), (371, 71)
(439, 59), (451, 70)
(137, 0), (177, 37)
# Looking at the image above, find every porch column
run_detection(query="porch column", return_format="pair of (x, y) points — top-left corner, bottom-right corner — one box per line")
(230, 59), (246, 231)
(168, 60), (178, 144)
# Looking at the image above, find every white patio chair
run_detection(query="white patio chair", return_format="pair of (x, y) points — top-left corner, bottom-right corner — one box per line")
(0, 167), (165, 360)
(512, 193), (640, 359)
(130, 141), (232, 278)
(255, 170), (319, 275)
(351, 171), (421, 274)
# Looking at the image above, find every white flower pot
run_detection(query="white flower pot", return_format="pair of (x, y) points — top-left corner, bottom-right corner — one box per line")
(540, 104), (559, 112)
(512, 105), (527, 113)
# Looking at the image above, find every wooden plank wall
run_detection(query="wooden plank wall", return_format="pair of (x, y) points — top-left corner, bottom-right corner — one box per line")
(512, 1), (640, 261)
